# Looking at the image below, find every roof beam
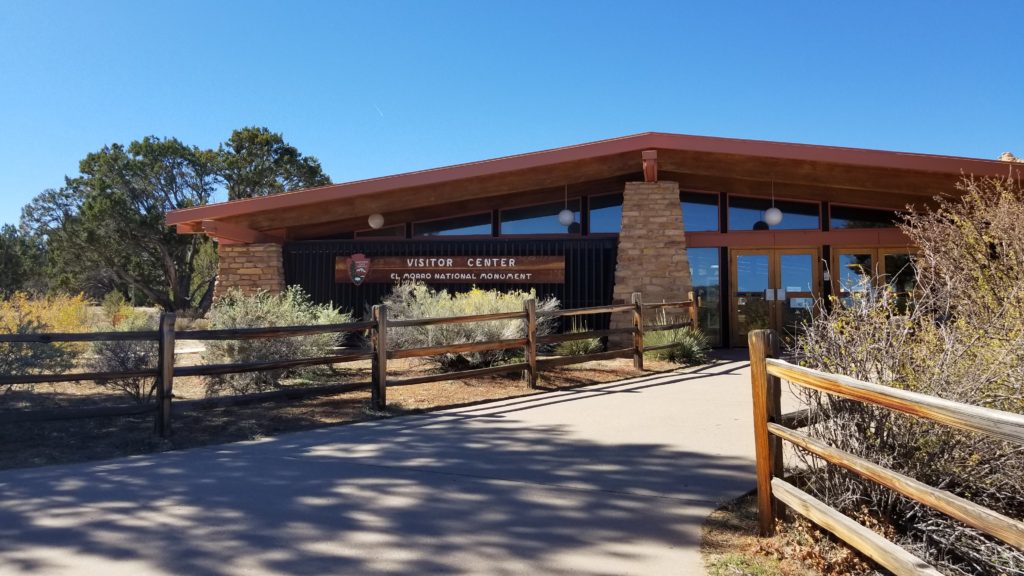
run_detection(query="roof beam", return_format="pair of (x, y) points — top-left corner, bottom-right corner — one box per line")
(642, 150), (658, 182)
(201, 220), (281, 244)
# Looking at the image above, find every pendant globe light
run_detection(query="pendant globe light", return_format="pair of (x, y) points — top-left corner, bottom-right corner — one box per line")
(367, 213), (385, 229)
(558, 185), (575, 226)
(764, 181), (783, 226)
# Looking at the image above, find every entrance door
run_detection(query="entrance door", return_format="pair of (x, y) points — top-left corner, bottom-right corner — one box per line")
(730, 248), (819, 346)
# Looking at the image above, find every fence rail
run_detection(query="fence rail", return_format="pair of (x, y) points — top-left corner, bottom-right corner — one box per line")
(2, 291), (698, 438)
(749, 329), (1024, 576)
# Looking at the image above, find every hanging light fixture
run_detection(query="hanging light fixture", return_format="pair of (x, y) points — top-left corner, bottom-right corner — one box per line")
(764, 181), (783, 226)
(558, 184), (575, 226)
(367, 213), (385, 229)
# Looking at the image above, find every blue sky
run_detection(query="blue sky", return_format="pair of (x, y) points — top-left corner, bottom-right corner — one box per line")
(1, 1), (1022, 226)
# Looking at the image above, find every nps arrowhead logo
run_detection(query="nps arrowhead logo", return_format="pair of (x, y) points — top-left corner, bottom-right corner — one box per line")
(348, 253), (371, 286)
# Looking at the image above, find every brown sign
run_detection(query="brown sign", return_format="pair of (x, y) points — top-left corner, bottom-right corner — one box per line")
(335, 255), (565, 284)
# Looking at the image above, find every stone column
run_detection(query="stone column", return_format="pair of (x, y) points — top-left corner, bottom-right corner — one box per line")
(214, 243), (286, 300)
(609, 181), (693, 343)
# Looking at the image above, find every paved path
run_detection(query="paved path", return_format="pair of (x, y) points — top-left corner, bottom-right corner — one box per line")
(0, 355), (788, 575)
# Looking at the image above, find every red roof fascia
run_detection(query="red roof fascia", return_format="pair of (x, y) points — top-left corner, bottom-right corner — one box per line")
(166, 132), (1017, 226)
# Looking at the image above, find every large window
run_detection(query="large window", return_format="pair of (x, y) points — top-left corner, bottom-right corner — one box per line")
(500, 200), (581, 235)
(681, 191), (719, 232)
(413, 213), (492, 237)
(687, 247), (722, 347)
(830, 205), (901, 229)
(588, 193), (622, 233)
(728, 196), (819, 231)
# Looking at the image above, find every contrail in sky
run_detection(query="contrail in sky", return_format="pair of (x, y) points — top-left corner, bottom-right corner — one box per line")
(373, 104), (384, 118)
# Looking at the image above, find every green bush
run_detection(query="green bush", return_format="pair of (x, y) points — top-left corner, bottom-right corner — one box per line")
(100, 290), (143, 327)
(643, 325), (710, 365)
(89, 314), (158, 403)
(202, 287), (353, 395)
(382, 282), (559, 371)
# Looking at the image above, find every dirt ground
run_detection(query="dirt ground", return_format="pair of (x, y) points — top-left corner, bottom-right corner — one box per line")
(701, 490), (880, 576)
(0, 356), (679, 471)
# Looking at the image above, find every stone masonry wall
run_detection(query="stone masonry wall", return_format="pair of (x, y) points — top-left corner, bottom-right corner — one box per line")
(214, 243), (286, 300)
(609, 181), (693, 340)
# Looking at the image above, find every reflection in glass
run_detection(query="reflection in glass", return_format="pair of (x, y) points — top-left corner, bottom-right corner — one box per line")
(413, 213), (492, 236)
(883, 254), (916, 292)
(681, 192), (719, 232)
(501, 200), (581, 235)
(728, 197), (819, 231)
(830, 205), (900, 229)
(836, 253), (873, 306)
(884, 253), (917, 311)
(735, 254), (770, 342)
(779, 254), (814, 341)
(589, 193), (623, 233)
(355, 225), (405, 238)
(687, 248), (721, 346)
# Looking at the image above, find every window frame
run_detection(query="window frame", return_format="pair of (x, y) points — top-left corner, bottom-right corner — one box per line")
(498, 197), (583, 237)
(726, 193), (822, 232)
(680, 189), (721, 233)
(828, 203), (903, 230)
(586, 191), (625, 236)
(411, 211), (495, 238)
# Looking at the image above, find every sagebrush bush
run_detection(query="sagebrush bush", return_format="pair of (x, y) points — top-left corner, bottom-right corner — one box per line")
(0, 293), (89, 389)
(89, 314), (158, 403)
(382, 282), (559, 371)
(202, 287), (352, 395)
(793, 175), (1024, 575)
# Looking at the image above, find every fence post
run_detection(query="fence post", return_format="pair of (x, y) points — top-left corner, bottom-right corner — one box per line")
(371, 305), (388, 411)
(524, 298), (538, 389)
(749, 328), (782, 536)
(156, 312), (176, 438)
(688, 290), (699, 329)
(631, 292), (644, 370)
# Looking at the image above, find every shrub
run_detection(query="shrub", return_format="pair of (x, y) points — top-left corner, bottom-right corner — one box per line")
(100, 290), (142, 327)
(793, 176), (1024, 575)
(89, 313), (158, 403)
(0, 293), (89, 390)
(553, 317), (603, 356)
(643, 326), (709, 365)
(202, 287), (353, 395)
(382, 282), (559, 371)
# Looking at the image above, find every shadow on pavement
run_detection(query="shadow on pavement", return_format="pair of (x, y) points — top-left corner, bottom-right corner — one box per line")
(0, 360), (755, 575)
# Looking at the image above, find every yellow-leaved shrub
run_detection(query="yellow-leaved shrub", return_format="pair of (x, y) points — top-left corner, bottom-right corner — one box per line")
(0, 292), (90, 378)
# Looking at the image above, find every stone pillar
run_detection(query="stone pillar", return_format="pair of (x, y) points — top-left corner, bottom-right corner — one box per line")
(214, 243), (286, 300)
(609, 181), (693, 342)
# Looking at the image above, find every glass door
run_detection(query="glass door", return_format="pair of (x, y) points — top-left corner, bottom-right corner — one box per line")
(731, 251), (772, 347)
(776, 250), (818, 343)
(831, 247), (917, 309)
(730, 248), (820, 347)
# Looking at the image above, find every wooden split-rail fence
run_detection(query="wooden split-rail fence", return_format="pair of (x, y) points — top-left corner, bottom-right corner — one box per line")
(749, 328), (1024, 576)
(0, 291), (697, 438)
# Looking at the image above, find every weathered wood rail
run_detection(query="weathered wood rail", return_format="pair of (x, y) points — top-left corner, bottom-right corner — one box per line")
(749, 328), (1024, 576)
(1, 292), (698, 438)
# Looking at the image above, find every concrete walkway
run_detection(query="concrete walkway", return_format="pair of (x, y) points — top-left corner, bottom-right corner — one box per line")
(0, 355), (782, 575)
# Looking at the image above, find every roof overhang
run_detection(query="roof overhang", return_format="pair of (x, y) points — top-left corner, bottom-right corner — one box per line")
(166, 132), (1020, 241)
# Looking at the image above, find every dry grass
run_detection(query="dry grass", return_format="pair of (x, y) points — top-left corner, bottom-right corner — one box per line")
(702, 491), (882, 576)
(0, 356), (678, 471)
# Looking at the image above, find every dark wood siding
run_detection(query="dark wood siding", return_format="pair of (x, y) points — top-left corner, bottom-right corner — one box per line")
(283, 238), (618, 326)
